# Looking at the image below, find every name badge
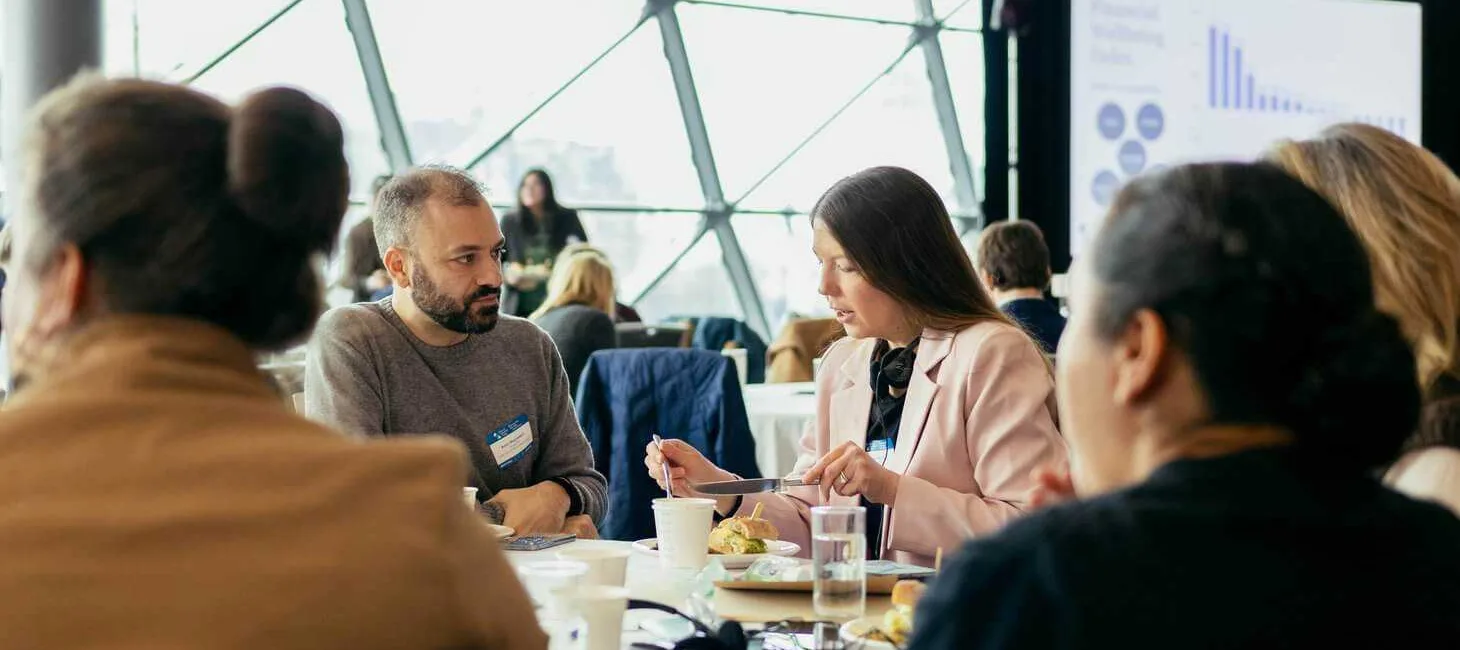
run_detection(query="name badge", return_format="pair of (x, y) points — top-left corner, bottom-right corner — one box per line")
(486, 415), (534, 470)
(867, 438), (894, 465)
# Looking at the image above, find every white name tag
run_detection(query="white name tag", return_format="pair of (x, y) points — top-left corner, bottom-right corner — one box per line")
(486, 415), (534, 470)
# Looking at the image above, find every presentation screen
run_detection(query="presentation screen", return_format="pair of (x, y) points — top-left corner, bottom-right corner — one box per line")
(1069, 0), (1422, 256)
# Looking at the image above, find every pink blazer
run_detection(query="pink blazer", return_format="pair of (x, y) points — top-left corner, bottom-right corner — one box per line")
(739, 321), (1066, 568)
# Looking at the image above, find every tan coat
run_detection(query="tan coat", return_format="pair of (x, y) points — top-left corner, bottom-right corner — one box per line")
(0, 316), (545, 649)
(766, 317), (844, 384)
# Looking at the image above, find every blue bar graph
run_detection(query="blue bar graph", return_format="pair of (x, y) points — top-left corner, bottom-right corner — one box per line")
(1206, 25), (1408, 137)
(1234, 48), (1243, 107)
(1221, 32), (1229, 108)
(1208, 26), (1217, 108)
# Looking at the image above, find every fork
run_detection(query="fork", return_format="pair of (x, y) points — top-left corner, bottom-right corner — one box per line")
(651, 434), (674, 499)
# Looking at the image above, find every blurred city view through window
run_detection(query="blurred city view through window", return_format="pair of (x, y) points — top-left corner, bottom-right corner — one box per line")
(92, 0), (991, 333)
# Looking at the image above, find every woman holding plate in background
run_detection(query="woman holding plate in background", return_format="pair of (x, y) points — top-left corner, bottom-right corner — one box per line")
(645, 167), (1066, 568)
(501, 168), (588, 317)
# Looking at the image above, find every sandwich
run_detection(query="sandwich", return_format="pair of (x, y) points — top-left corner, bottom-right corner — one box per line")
(880, 579), (926, 646)
(708, 503), (778, 555)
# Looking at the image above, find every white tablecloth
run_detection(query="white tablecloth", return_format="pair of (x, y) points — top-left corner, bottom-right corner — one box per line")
(743, 382), (818, 478)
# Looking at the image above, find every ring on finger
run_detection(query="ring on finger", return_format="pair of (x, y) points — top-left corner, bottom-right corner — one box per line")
(837, 473), (850, 487)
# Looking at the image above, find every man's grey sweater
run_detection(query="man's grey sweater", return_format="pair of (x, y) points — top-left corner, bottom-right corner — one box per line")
(304, 298), (607, 523)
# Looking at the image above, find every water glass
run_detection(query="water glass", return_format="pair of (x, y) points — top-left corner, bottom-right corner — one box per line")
(811, 506), (866, 621)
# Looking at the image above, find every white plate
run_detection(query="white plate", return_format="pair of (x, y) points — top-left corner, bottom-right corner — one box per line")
(487, 524), (515, 540)
(630, 538), (800, 569)
(840, 616), (899, 649)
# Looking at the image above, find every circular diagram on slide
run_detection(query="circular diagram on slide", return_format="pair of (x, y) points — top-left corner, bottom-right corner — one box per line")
(1118, 140), (1147, 175)
(1136, 103), (1164, 140)
(1098, 103), (1126, 140)
(1092, 170), (1121, 206)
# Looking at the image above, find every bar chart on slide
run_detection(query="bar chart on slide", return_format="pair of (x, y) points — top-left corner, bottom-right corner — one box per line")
(1205, 25), (1410, 136)
(1070, 0), (1422, 258)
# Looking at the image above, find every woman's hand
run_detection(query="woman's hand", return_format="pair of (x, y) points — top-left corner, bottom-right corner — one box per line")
(1027, 460), (1075, 509)
(644, 439), (740, 514)
(802, 441), (901, 505)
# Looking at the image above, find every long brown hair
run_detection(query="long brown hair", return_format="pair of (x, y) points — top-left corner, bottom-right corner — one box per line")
(811, 166), (1014, 334)
(1267, 123), (1460, 393)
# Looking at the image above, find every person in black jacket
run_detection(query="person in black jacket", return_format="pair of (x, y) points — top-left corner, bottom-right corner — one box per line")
(911, 162), (1460, 649)
(530, 246), (618, 396)
(974, 220), (1064, 354)
(500, 169), (586, 316)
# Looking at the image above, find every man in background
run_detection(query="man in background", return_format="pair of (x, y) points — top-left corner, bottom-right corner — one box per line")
(974, 220), (1066, 354)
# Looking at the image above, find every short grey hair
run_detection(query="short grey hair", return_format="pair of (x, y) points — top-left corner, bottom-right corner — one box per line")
(372, 165), (486, 258)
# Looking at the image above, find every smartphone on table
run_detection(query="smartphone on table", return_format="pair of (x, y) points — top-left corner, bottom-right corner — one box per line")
(503, 533), (576, 552)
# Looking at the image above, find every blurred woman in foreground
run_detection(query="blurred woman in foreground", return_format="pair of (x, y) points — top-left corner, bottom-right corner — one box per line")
(0, 76), (542, 648)
(912, 162), (1460, 649)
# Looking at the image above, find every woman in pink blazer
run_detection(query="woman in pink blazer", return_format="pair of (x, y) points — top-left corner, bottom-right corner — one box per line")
(646, 167), (1066, 568)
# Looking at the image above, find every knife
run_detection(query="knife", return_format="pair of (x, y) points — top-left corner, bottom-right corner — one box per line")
(690, 477), (819, 495)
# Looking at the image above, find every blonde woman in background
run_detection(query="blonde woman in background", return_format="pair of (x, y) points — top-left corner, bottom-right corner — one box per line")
(531, 245), (619, 394)
(1268, 123), (1460, 515)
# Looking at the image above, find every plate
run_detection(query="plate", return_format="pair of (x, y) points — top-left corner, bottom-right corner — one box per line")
(841, 616), (900, 649)
(487, 524), (514, 540)
(715, 574), (900, 593)
(630, 538), (800, 569)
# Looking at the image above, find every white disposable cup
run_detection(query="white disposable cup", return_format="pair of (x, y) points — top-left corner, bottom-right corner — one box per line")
(557, 547), (632, 586)
(462, 487), (479, 509)
(722, 348), (749, 386)
(651, 497), (716, 569)
(562, 585), (629, 650)
(516, 560), (589, 619)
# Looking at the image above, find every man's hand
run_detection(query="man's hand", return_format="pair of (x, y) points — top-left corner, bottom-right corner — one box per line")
(487, 482), (570, 535)
(561, 515), (599, 540)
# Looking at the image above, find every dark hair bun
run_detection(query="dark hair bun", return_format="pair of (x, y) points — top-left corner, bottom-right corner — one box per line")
(1286, 311), (1419, 470)
(227, 87), (348, 253)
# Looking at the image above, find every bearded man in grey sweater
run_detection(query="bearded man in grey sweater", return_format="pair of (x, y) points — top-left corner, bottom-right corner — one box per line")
(305, 166), (605, 539)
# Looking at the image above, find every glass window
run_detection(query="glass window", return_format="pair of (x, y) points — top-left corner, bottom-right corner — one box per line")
(568, 211), (706, 306)
(698, 1), (916, 22)
(366, 0), (646, 166)
(678, 4), (914, 203)
(932, 0), (983, 29)
(940, 31), (987, 204)
(735, 53), (959, 212)
(732, 213), (826, 330)
(472, 29), (703, 209)
(632, 234), (741, 323)
(105, 0), (297, 78)
(131, 0), (390, 202)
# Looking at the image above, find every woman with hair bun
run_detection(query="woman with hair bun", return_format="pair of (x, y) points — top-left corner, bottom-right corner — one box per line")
(0, 77), (543, 648)
(911, 162), (1460, 649)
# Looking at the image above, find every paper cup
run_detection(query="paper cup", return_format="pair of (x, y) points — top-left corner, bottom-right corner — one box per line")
(557, 547), (632, 586)
(516, 560), (589, 619)
(462, 487), (479, 510)
(563, 585), (629, 650)
(651, 497), (716, 569)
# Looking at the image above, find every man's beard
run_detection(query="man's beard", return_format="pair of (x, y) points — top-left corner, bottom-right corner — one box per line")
(410, 265), (500, 335)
